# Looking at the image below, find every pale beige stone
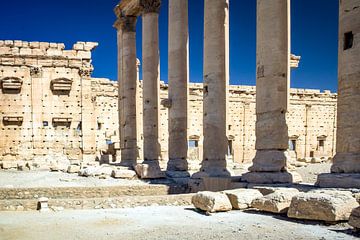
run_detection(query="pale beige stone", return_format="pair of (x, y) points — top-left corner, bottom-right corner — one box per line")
(247, 0), (291, 182)
(331, 0), (360, 173)
(200, 0), (230, 177)
(167, 0), (189, 171)
(192, 191), (232, 213)
(135, 163), (165, 179)
(142, 10), (161, 161)
(111, 169), (137, 179)
(288, 191), (359, 222)
(224, 189), (263, 210)
(1, 161), (18, 169)
(67, 165), (81, 174)
(251, 189), (300, 213)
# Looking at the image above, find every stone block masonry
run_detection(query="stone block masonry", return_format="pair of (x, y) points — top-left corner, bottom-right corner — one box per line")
(0, 40), (337, 170)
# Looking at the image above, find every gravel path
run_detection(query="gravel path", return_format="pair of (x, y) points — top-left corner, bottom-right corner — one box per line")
(0, 206), (358, 240)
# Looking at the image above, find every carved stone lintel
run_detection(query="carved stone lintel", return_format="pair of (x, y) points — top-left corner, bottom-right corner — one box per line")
(140, 0), (161, 14)
(79, 68), (93, 78)
(122, 16), (137, 32)
(30, 66), (42, 77)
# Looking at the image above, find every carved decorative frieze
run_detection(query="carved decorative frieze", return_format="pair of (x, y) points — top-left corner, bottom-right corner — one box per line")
(3, 116), (23, 126)
(1, 77), (23, 91)
(140, 0), (161, 14)
(79, 68), (93, 78)
(51, 78), (73, 92)
(30, 66), (42, 77)
(122, 16), (137, 32)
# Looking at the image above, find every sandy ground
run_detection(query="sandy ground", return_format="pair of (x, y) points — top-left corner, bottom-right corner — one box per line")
(0, 170), (148, 188)
(0, 162), (332, 188)
(0, 206), (358, 240)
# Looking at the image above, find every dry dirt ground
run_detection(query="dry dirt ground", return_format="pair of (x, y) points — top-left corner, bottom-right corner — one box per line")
(0, 206), (358, 240)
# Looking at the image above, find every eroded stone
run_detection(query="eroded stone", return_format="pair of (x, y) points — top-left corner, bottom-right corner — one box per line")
(288, 190), (359, 222)
(224, 189), (263, 210)
(192, 191), (232, 213)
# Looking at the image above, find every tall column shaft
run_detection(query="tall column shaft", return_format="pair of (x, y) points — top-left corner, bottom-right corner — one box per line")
(201, 0), (230, 177)
(332, 0), (360, 173)
(121, 16), (139, 164)
(167, 0), (189, 171)
(249, 0), (290, 173)
(115, 19), (125, 159)
(142, 10), (161, 161)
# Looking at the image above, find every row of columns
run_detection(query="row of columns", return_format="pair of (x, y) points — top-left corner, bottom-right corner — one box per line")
(114, 0), (359, 187)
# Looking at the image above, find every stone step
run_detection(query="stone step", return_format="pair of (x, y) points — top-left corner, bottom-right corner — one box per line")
(0, 194), (194, 211)
(0, 184), (187, 200)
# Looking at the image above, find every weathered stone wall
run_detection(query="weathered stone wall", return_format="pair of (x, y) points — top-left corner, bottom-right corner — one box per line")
(0, 40), (97, 168)
(0, 40), (337, 169)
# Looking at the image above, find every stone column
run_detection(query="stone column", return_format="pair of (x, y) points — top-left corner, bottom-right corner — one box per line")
(243, 0), (292, 184)
(114, 15), (125, 163)
(167, 0), (189, 173)
(196, 0), (230, 178)
(136, 0), (163, 178)
(121, 16), (140, 166)
(317, 0), (360, 188)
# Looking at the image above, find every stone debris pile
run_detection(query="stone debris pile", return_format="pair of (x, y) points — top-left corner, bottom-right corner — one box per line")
(192, 187), (360, 229)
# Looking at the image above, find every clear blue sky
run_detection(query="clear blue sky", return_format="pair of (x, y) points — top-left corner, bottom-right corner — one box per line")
(0, 0), (339, 92)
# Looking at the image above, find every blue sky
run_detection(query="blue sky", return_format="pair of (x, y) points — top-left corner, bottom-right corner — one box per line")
(0, 0), (339, 92)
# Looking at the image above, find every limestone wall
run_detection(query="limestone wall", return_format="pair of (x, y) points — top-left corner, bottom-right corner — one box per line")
(0, 40), (97, 168)
(0, 40), (337, 169)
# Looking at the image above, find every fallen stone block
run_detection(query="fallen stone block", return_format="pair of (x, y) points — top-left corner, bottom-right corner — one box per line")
(224, 189), (263, 210)
(135, 163), (165, 179)
(67, 165), (81, 174)
(316, 173), (360, 188)
(1, 161), (18, 169)
(111, 169), (137, 179)
(38, 197), (49, 212)
(251, 188), (300, 213)
(349, 206), (360, 229)
(79, 165), (114, 177)
(287, 190), (359, 222)
(192, 191), (232, 213)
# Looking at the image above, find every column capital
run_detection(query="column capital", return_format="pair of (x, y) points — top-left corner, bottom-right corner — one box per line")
(121, 16), (137, 32)
(140, 0), (161, 14)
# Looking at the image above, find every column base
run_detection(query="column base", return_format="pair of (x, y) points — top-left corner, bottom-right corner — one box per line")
(331, 153), (360, 173)
(242, 171), (293, 184)
(166, 158), (188, 172)
(135, 161), (165, 179)
(316, 173), (360, 188)
(248, 150), (289, 172)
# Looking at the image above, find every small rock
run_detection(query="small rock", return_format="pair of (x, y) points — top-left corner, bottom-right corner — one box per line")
(224, 189), (263, 210)
(288, 190), (359, 222)
(192, 191), (232, 213)
(111, 169), (137, 179)
(294, 162), (307, 167)
(349, 206), (360, 229)
(251, 188), (300, 213)
(1, 161), (18, 169)
(38, 197), (49, 212)
(67, 165), (81, 174)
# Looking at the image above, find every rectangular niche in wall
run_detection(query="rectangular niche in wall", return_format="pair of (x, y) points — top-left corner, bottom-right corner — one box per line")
(52, 117), (72, 128)
(1, 77), (23, 94)
(3, 116), (23, 126)
(51, 78), (73, 95)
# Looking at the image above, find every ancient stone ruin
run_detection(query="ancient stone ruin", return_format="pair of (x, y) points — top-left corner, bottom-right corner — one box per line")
(0, 0), (359, 237)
